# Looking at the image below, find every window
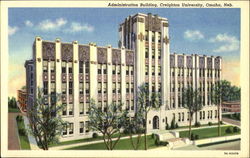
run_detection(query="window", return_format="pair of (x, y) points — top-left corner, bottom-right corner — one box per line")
(43, 61), (48, 72)
(85, 121), (89, 133)
(145, 31), (149, 41)
(131, 67), (134, 75)
(158, 32), (161, 43)
(51, 82), (55, 94)
(112, 65), (116, 74)
(158, 66), (161, 76)
(117, 66), (121, 75)
(62, 125), (67, 135)
(152, 31), (155, 42)
(208, 111), (210, 119)
(68, 62), (73, 73)
(79, 103), (84, 115)
(62, 62), (66, 73)
(210, 110), (213, 118)
(215, 110), (217, 118)
(131, 83), (134, 93)
(98, 82), (102, 93)
(85, 62), (89, 74)
(126, 83), (129, 93)
(79, 61), (83, 73)
(69, 82), (73, 94)
(79, 122), (84, 133)
(200, 111), (202, 120)
(98, 64), (102, 74)
(50, 61), (55, 73)
(62, 104), (67, 116)
(145, 48), (149, 58)
(85, 83), (89, 94)
(103, 101), (107, 112)
(131, 100), (134, 110)
(203, 111), (205, 119)
(98, 102), (102, 111)
(152, 49), (155, 59)
(152, 66), (155, 75)
(43, 81), (48, 95)
(69, 123), (74, 134)
(103, 65), (107, 74)
(158, 50), (161, 59)
(126, 66), (129, 75)
(158, 83), (161, 92)
(187, 112), (190, 121)
(69, 104), (73, 115)
(182, 112), (184, 121)
(103, 83), (107, 94)
(152, 83), (155, 92)
(118, 83), (121, 93)
(112, 83), (116, 93)
(145, 66), (149, 75)
(79, 83), (83, 94)
(86, 102), (90, 114)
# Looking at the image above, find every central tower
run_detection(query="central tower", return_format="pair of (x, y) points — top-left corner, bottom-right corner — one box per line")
(119, 13), (170, 130)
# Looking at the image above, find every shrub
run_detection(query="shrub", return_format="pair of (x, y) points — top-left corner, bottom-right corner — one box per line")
(233, 126), (240, 133)
(155, 137), (160, 146)
(92, 133), (98, 138)
(191, 133), (195, 140)
(19, 128), (26, 136)
(220, 121), (223, 125)
(208, 122), (212, 126)
(195, 134), (199, 140)
(194, 122), (201, 127)
(175, 123), (179, 128)
(225, 127), (233, 133)
(160, 141), (168, 146)
(170, 118), (176, 129)
(16, 115), (23, 122)
(151, 133), (155, 139)
(165, 123), (169, 130)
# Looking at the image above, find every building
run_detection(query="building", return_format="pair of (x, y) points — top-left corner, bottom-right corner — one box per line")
(17, 89), (27, 112)
(25, 13), (222, 141)
(222, 101), (240, 113)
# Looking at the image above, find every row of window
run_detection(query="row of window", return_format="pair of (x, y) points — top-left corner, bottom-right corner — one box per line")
(170, 68), (220, 78)
(174, 110), (218, 122)
(145, 31), (161, 43)
(145, 48), (161, 59)
(62, 121), (90, 136)
(145, 65), (161, 76)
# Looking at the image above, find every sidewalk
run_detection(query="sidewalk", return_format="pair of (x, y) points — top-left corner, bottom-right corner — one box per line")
(8, 113), (20, 150)
(23, 116), (41, 150)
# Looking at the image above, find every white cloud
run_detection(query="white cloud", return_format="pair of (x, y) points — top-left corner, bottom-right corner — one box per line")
(25, 20), (33, 27)
(184, 30), (204, 41)
(65, 22), (94, 33)
(209, 33), (239, 53)
(8, 26), (19, 36)
(37, 18), (67, 31)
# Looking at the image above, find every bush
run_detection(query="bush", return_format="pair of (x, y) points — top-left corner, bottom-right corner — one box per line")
(195, 134), (199, 140)
(175, 123), (179, 129)
(19, 128), (26, 136)
(165, 123), (169, 130)
(155, 137), (160, 146)
(16, 115), (23, 122)
(220, 121), (223, 125)
(233, 126), (240, 133)
(194, 122), (201, 127)
(170, 118), (176, 129)
(151, 133), (155, 139)
(191, 133), (195, 140)
(160, 141), (168, 146)
(208, 122), (212, 126)
(225, 127), (233, 133)
(92, 133), (98, 138)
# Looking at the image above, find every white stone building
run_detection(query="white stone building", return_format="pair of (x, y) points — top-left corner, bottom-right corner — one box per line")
(25, 13), (221, 141)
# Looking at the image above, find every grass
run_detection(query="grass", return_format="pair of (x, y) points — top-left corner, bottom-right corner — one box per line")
(177, 122), (222, 129)
(179, 125), (240, 139)
(9, 107), (20, 113)
(64, 135), (157, 150)
(197, 138), (240, 147)
(16, 116), (31, 150)
(49, 133), (130, 147)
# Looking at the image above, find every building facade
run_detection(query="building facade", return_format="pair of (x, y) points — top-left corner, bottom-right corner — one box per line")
(25, 13), (222, 141)
(17, 89), (27, 112)
(222, 101), (240, 113)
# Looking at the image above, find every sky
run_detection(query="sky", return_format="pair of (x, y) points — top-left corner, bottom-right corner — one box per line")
(8, 8), (240, 98)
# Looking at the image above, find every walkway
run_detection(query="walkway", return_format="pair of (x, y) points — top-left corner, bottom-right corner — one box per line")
(222, 117), (240, 127)
(8, 112), (20, 150)
(23, 116), (40, 150)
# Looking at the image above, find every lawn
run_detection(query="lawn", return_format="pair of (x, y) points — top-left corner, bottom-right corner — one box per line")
(9, 107), (20, 113)
(65, 135), (157, 150)
(16, 116), (31, 150)
(179, 125), (240, 139)
(49, 133), (130, 147)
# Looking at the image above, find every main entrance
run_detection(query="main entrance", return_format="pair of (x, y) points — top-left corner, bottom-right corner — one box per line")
(153, 116), (159, 129)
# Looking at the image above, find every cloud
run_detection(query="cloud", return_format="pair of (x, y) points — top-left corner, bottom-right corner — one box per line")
(209, 33), (239, 53)
(8, 26), (19, 36)
(25, 20), (33, 27)
(222, 58), (240, 86)
(65, 22), (94, 33)
(37, 18), (67, 31)
(184, 30), (204, 41)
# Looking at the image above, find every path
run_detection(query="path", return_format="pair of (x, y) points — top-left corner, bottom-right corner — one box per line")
(8, 112), (20, 150)
(222, 117), (240, 127)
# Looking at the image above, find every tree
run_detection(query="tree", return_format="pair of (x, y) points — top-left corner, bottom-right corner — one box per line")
(137, 83), (161, 150)
(182, 87), (203, 139)
(88, 100), (128, 150)
(27, 88), (66, 150)
(123, 106), (144, 150)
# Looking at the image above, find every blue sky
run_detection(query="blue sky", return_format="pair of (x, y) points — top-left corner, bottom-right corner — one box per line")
(8, 8), (240, 97)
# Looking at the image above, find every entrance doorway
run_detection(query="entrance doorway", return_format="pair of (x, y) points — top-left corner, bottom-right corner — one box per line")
(153, 116), (159, 129)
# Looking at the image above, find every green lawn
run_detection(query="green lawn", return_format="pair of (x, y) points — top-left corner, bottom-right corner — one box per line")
(9, 107), (20, 113)
(65, 135), (157, 150)
(16, 116), (31, 150)
(49, 133), (130, 147)
(177, 122), (222, 129)
(179, 125), (240, 139)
